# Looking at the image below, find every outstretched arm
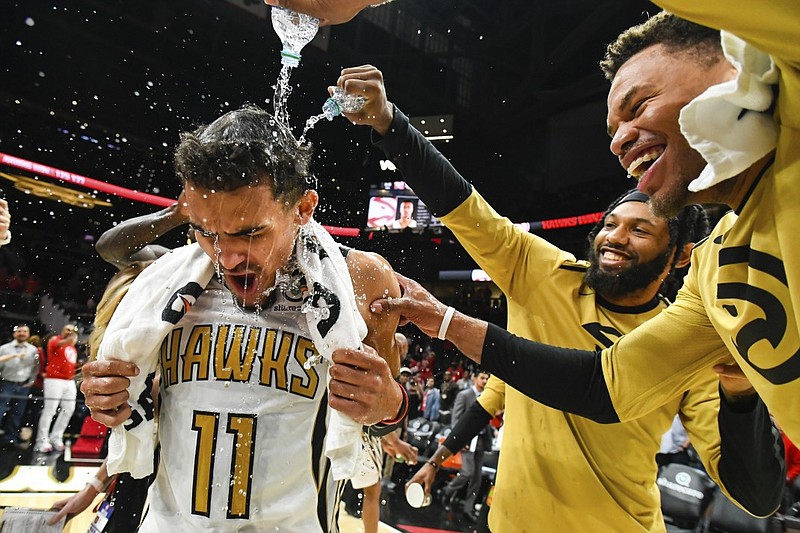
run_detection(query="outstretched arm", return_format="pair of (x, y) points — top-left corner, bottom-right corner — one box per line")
(370, 273), (761, 423)
(48, 460), (111, 525)
(374, 272), (786, 515)
(96, 192), (189, 269)
(406, 399), (493, 497)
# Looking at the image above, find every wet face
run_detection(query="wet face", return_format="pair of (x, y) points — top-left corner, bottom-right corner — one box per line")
(186, 182), (316, 309)
(13, 326), (29, 343)
(585, 201), (673, 298)
(607, 45), (733, 217)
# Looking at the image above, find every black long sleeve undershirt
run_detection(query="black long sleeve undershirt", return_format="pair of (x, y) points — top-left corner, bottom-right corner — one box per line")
(482, 323), (785, 515)
(374, 108), (785, 515)
(442, 400), (493, 454)
(482, 323), (619, 422)
(717, 391), (786, 516)
(372, 106), (471, 218)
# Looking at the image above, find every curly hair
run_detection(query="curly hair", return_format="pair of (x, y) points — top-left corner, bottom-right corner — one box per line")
(600, 11), (723, 81)
(174, 104), (316, 207)
(586, 189), (710, 301)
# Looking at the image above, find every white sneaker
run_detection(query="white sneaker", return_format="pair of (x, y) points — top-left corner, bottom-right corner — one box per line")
(50, 439), (66, 452)
(34, 442), (53, 453)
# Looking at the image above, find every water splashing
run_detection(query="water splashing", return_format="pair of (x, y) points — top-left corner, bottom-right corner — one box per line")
(298, 112), (327, 145)
(273, 65), (293, 132)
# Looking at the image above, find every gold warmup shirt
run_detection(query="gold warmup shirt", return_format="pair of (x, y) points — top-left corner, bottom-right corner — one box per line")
(603, 0), (800, 445)
(441, 192), (723, 532)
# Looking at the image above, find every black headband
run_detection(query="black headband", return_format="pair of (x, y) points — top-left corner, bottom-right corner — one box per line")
(617, 190), (650, 205)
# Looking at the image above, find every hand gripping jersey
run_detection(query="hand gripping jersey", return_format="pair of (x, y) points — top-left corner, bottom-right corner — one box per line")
(139, 278), (341, 533)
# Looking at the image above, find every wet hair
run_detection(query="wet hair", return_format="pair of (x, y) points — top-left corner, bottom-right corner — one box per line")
(600, 11), (723, 81)
(88, 261), (153, 360)
(174, 104), (316, 207)
(586, 189), (710, 301)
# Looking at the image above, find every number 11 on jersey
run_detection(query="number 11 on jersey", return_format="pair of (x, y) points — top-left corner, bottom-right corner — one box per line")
(192, 411), (257, 519)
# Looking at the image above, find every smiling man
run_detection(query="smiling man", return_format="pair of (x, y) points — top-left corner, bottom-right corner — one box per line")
(341, 58), (779, 529)
(80, 104), (406, 532)
(364, 3), (797, 518)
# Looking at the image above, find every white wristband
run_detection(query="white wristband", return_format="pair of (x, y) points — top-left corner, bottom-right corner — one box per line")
(437, 306), (455, 340)
(86, 477), (104, 492)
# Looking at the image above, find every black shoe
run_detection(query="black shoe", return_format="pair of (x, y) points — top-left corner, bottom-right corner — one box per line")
(462, 509), (479, 525)
(438, 490), (453, 512)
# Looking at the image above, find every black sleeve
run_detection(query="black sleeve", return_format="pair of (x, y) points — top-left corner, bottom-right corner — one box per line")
(372, 106), (472, 217)
(442, 400), (493, 453)
(716, 389), (786, 516)
(481, 323), (620, 423)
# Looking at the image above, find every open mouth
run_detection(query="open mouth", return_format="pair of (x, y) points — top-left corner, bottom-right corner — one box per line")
(627, 147), (664, 179)
(225, 272), (259, 296)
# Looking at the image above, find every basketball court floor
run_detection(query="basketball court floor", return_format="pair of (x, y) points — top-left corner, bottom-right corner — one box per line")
(0, 442), (477, 532)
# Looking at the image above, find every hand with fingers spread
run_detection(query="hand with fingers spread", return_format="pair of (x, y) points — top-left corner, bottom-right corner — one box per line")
(329, 344), (403, 426)
(371, 272), (489, 364)
(331, 65), (395, 134)
(370, 273), (450, 338)
(263, 0), (382, 26)
(81, 359), (139, 427)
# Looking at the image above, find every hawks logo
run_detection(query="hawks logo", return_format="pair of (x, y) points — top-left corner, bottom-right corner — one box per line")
(161, 282), (204, 324)
(310, 281), (340, 338)
(717, 244), (800, 385)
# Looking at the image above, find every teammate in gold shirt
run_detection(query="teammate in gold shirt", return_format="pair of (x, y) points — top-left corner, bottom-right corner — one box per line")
(363, 3), (795, 518)
(339, 61), (780, 529)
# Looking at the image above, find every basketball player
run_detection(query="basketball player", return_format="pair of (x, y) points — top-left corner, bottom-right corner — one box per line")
(80, 105), (406, 532)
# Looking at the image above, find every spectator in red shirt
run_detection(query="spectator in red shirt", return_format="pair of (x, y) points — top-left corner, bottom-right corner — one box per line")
(34, 324), (79, 453)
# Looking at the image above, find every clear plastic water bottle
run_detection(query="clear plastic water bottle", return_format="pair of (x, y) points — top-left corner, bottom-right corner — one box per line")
(322, 87), (366, 120)
(271, 6), (319, 68)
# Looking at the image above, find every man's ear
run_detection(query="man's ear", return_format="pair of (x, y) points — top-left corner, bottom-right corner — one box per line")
(297, 190), (318, 224)
(674, 242), (695, 269)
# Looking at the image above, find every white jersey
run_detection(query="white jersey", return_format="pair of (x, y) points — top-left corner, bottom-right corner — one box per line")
(140, 278), (341, 532)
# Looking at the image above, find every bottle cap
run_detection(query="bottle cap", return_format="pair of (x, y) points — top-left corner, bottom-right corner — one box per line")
(405, 482), (432, 508)
(322, 98), (342, 121)
(280, 48), (301, 68)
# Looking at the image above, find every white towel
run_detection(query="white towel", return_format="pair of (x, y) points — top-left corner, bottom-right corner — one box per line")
(679, 31), (778, 192)
(295, 220), (372, 482)
(99, 224), (371, 483)
(99, 243), (215, 478)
